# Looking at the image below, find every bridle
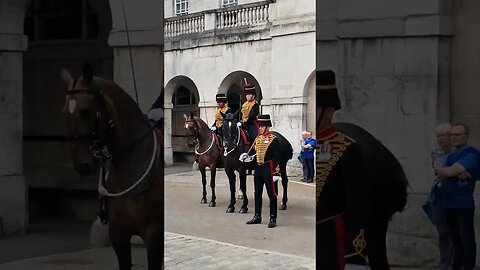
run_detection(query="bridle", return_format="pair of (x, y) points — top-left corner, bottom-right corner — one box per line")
(66, 81), (114, 161)
(223, 120), (241, 157)
(66, 79), (158, 199)
(185, 119), (200, 146)
(185, 119), (215, 156)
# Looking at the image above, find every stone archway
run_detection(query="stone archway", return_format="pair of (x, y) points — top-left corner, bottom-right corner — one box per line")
(164, 75), (200, 165)
(21, 0), (114, 224)
(218, 71), (263, 114)
(303, 70), (315, 134)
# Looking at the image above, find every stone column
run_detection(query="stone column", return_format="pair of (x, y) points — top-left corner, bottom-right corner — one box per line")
(164, 103), (173, 166)
(0, 0), (29, 235)
(108, 0), (164, 113)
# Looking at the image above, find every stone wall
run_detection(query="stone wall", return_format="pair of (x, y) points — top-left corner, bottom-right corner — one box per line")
(0, 0), (30, 235)
(317, 0), (480, 267)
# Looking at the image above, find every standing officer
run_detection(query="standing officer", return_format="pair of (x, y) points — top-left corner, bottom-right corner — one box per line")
(239, 81), (260, 144)
(240, 114), (281, 228)
(316, 70), (371, 269)
(210, 93), (231, 145)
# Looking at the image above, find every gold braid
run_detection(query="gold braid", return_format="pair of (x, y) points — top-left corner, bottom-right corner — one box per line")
(315, 132), (355, 205)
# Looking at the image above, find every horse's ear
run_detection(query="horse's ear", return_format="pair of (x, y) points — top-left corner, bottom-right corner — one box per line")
(233, 110), (239, 119)
(183, 114), (188, 120)
(190, 111), (195, 118)
(82, 62), (94, 84)
(60, 68), (73, 87)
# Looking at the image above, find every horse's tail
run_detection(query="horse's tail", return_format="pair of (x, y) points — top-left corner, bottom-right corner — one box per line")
(379, 144), (409, 218)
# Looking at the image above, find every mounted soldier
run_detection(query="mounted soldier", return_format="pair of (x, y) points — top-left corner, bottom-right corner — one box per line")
(210, 93), (231, 146)
(239, 79), (260, 145)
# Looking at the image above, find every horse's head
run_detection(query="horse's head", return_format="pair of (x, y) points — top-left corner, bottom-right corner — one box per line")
(184, 112), (199, 148)
(61, 63), (111, 175)
(222, 110), (240, 149)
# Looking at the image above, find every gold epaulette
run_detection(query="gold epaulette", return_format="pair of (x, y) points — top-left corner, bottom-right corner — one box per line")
(214, 106), (229, 128)
(255, 133), (276, 165)
(241, 100), (257, 123)
(316, 131), (355, 204)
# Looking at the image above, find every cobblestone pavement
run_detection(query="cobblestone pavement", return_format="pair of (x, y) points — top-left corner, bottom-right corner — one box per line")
(0, 231), (435, 269)
(164, 231), (315, 269)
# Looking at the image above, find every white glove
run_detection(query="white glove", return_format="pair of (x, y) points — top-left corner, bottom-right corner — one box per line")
(236, 122), (242, 127)
(344, 264), (368, 270)
(239, 153), (249, 162)
(273, 176), (281, 182)
(239, 153), (253, 163)
(210, 126), (217, 131)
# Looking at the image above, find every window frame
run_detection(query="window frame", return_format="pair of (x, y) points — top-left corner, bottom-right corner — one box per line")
(221, 0), (238, 8)
(174, 0), (188, 16)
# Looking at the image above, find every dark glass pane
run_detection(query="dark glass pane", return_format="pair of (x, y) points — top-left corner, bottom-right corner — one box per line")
(41, 15), (82, 39)
(175, 86), (192, 105)
(87, 13), (99, 39)
(24, 17), (35, 41)
(39, 0), (81, 15)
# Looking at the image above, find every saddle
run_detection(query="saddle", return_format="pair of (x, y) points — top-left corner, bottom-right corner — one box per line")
(240, 127), (251, 145)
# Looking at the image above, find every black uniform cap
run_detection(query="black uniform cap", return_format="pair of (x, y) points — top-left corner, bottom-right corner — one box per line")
(216, 93), (227, 103)
(258, 114), (272, 127)
(317, 70), (341, 110)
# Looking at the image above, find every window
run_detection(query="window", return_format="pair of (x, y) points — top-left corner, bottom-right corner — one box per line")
(172, 86), (196, 105)
(174, 0), (188, 16)
(24, 0), (100, 41)
(222, 0), (238, 7)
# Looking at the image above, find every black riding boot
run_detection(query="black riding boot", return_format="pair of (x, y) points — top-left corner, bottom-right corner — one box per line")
(268, 198), (277, 228)
(268, 215), (276, 228)
(246, 214), (262, 224)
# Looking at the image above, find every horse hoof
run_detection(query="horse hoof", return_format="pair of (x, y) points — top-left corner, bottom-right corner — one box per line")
(279, 204), (287, 210)
(209, 202), (216, 207)
(226, 207), (235, 213)
(239, 207), (248, 213)
(201, 198), (208, 204)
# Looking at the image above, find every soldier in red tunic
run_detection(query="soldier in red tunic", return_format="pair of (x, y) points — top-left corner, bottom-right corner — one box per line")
(316, 70), (371, 270)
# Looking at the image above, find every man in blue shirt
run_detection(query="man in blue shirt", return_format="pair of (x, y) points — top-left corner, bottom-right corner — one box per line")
(436, 123), (479, 270)
(301, 131), (316, 183)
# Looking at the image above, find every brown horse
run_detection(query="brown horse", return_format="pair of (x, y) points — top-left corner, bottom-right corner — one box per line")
(184, 113), (222, 207)
(62, 64), (163, 270)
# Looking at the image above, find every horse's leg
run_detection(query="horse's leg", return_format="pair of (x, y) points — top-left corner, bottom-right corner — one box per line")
(279, 164), (288, 210)
(239, 167), (248, 213)
(144, 223), (163, 270)
(200, 165), (208, 204)
(109, 226), (132, 270)
(209, 165), (217, 207)
(366, 215), (390, 270)
(225, 167), (236, 213)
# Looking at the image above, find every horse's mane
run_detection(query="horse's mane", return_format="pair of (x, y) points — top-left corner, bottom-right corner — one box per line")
(193, 117), (209, 131)
(94, 78), (149, 125)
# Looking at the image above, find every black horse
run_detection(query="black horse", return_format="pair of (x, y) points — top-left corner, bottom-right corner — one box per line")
(334, 122), (409, 269)
(222, 111), (293, 211)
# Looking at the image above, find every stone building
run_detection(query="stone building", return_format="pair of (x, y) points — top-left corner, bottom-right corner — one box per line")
(317, 0), (480, 267)
(163, 0), (316, 167)
(0, 0), (163, 236)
